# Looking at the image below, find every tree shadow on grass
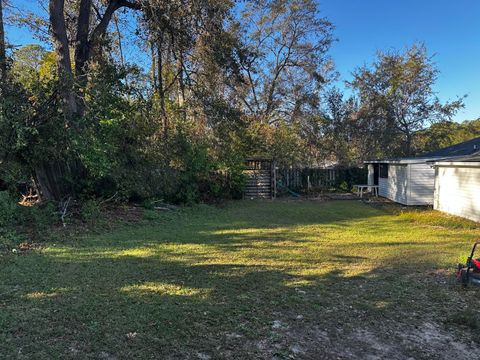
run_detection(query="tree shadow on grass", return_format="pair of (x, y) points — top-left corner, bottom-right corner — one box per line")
(1, 200), (479, 358)
(2, 243), (479, 359)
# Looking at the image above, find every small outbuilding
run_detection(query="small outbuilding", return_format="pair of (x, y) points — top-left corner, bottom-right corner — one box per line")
(432, 154), (480, 222)
(365, 137), (480, 206)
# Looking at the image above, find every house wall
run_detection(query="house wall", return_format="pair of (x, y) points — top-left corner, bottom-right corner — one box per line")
(434, 165), (480, 222)
(407, 163), (435, 205)
(379, 164), (408, 205)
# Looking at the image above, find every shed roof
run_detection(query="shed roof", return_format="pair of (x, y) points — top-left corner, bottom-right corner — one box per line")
(365, 137), (480, 165)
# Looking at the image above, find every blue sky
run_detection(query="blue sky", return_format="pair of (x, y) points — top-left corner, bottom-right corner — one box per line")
(321, 0), (480, 121)
(4, 0), (480, 121)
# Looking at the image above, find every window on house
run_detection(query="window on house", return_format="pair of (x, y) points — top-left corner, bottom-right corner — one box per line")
(379, 164), (388, 178)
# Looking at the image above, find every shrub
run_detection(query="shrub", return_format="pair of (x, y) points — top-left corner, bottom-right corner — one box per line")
(0, 191), (58, 251)
(0, 229), (24, 252)
(338, 181), (350, 192)
(0, 191), (24, 251)
(80, 199), (101, 223)
(0, 191), (19, 227)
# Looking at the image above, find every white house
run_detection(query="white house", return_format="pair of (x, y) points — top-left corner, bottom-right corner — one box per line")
(432, 155), (480, 222)
(365, 137), (480, 206)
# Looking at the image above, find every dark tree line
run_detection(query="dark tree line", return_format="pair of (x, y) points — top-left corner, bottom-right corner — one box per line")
(0, 0), (469, 204)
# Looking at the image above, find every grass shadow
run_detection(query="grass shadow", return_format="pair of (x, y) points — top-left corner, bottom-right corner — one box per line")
(1, 200), (479, 358)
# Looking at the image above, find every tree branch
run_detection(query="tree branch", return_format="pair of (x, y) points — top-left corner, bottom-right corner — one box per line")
(89, 0), (141, 47)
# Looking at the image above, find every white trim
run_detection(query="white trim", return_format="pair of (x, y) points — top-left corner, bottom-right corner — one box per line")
(365, 154), (477, 165)
(365, 158), (440, 165)
(433, 162), (480, 168)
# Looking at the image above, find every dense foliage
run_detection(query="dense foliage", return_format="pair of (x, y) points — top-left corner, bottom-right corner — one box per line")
(0, 0), (473, 208)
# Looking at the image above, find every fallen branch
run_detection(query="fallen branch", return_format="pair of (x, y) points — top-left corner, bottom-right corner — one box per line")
(59, 197), (71, 227)
(99, 192), (118, 205)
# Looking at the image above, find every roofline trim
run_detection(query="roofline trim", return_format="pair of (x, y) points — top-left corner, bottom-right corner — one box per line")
(433, 162), (480, 167)
(365, 154), (475, 165)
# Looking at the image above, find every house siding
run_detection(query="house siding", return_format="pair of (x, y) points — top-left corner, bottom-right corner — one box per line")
(407, 163), (435, 205)
(434, 165), (480, 222)
(378, 178), (388, 198)
(379, 164), (408, 205)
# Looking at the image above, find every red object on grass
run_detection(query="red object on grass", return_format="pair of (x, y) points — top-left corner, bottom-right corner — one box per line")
(472, 258), (480, 271)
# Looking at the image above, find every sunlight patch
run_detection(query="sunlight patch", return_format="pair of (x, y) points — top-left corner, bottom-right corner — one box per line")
(117, 248), (154, 258)
(43, 246), (117, 259)
(23, 288), (68, 300)
(206, 227), (291, 236)
(374, 300), (389, 309)
(120, 282), (209, 297)
(283, 279), (316, 287)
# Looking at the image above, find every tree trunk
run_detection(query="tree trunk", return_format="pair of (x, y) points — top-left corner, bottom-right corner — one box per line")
(150, 42), (157, 90)
(157, 39), (168, 139)
(34, 162), (68, 202)
(405, 131), (413, 157)
(0, 0), (7, 81)
(73, 0), (92, 116)
(74, 0), (92, 81)
(51, 0), (141, 119)
(176, 53), (186, 110)
(114, 16), (125, 67)
(49, 0), (78, 119)
(44, 0), (141, 200)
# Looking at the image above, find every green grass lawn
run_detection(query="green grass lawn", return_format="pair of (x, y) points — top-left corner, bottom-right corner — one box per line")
(1, 200), (479, 359)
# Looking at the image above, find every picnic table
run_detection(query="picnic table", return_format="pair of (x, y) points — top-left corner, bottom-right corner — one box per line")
(354, 184), (379, 198)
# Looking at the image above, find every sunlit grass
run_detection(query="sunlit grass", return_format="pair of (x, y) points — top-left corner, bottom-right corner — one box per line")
(120, 282), (210, 298)
(1, 200), (479, 358)
(398, 208), (480, 229)
(23, 290), (65, 300)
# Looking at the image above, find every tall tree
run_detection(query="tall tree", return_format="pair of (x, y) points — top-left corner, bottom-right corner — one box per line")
(0, 0), (6, 81)
(31, 0), (143, 200)
(238, 0), (334, 125)
(48, 0), (141, 119)
(319, 88), (358, 165)
(350, 44), (464, 156)
(140, 0), (240, 134)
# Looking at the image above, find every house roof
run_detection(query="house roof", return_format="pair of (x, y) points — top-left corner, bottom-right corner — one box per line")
(365, 137), (480, 165)
(420, 137), (480, 158)
(430, 153), (480, 167)
(452, 154), (480, 162)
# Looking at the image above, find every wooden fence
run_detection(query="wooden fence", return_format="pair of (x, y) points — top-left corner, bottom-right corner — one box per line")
(276, 167), (367, 193)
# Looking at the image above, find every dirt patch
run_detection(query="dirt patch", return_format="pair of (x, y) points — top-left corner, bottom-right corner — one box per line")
(102, 204), (145, 224)
(275, 193), (358, 202)
(276, 192), (392, 202)
(219, 318), (479, 359)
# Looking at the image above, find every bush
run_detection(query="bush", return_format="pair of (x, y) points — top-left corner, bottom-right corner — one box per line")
(0, 191), (19, 228)
(80, 199), (101, 223)
(332, 167), (368, 191)
(0, 192), (24, 251)
(0, 191), (58, 251)
(0, 229), (24, 252)
(338, 181), (350, 192)
(24, 202), (57, 227)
